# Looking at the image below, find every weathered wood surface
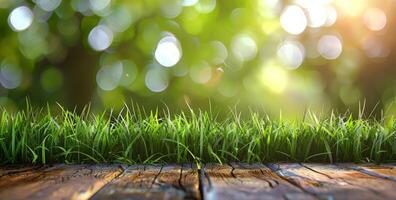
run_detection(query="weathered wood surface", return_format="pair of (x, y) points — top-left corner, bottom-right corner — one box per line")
(268, 163), (396, 200)
(202, 163), (315, 200)
(0, 164), (122, 200)
(304, 163), (396, 199)
(341, 163), (396, 182)
(0, 165), (43, 178)
(0, 163), (395, 200)
(91, 164), (199, 200)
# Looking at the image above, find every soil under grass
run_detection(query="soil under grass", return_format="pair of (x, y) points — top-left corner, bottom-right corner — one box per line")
(0, 106), (395, 165)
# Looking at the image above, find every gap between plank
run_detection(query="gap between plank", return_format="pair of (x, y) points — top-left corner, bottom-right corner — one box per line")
(198, 164), (210, 200)
(265, 163), (318, 199)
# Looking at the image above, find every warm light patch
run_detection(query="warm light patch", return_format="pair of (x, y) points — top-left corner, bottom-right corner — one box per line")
(260, 61), (288, 94)
(335, 0), (368, 17)
(363, 8), (387, 31)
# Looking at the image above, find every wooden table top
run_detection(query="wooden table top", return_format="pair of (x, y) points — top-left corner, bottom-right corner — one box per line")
(0, 163), (395, 200)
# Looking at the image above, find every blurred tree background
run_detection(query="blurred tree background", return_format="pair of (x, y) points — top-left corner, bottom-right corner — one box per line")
(0, 0), (396, 118)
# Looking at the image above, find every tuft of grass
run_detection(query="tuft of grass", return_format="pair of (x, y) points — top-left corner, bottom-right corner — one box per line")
(0, 105), (395, 165)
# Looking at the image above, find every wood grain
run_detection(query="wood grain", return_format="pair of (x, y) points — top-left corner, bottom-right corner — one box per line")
(1, 163), (396, 200)
(341, 163), (396, 182)
(0, 164), (122, 200)
(0, 165), (43, 178)
(268, 163), (396, 200)
(202, 163), (315, 200)
(91, 164), (200, 200)
(304, 163), (396, 199)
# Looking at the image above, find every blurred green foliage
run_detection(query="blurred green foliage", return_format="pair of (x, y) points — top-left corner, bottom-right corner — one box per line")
(0, 0), (396, 118)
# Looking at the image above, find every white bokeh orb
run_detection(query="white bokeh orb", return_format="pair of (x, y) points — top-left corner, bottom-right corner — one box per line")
(8, 6), (34, 32)
(231, 34), (258, 62)
(317, 35), (343, 60)
(145, 67), (169, 92)
(155, 35), (182, 67)
(36, 0), (62, 12)
(363, 8), (387, 31)
(88, 25), (113, 51)
(277, 41), (305, 69)
(280, 5), (307, 35)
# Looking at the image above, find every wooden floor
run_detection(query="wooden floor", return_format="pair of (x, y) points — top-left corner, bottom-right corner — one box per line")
(0, 163), (395, 200)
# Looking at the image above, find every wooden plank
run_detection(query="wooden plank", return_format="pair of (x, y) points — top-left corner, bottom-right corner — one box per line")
(339, 163), (396, 182)
(91, 164), (200, 200)
(0, 164), (122, 200)
(0, 165), (50, 190)
(268, 163), (395, 200)
(202, 163), (315, 200)
(0, 165), (44, 178)
(303, 163), (396, 199)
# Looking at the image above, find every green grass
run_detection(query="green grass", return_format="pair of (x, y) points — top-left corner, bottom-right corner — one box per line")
(0, 105), (395, 165)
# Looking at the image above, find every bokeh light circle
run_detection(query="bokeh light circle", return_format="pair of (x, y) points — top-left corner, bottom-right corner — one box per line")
(190, 61), (212, 84)
(211, 41), (228, 65)
(36, 0), (62, 12)
(145, 67), (169, 92)
(89, 0), (111, 12)
(317, 35), (343, 60)
(363, 8), (387, 31)
(96, 62), (123, 91)
(155, 35), (182, 67)
(182, 0), (199, 6)
(280, 5), (307, 35)
(277, 41), (305, 69)
(8, 6), (34, 32)
(119, 60), (138, 87)
(306, 5), (328, 28)
(195, 0), (217, 13)
(88, 25), (113, 51)
(0, 63), (22, 89)
(325, 6), (337, 27)
(231, 34), (257, 62)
